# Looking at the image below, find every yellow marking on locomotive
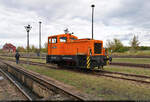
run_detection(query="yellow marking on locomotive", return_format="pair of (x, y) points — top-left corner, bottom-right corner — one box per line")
(87, 56), (90, 69)
(106, 56), (109, 65)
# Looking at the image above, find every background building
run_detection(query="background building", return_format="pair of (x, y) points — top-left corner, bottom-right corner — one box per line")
(3, 43), (16, 53)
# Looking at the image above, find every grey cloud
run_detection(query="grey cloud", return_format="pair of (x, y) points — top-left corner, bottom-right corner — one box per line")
(1, 0), (150, 30)
(119, 34), (133, 41)
(103, 0), (150, 30)
(0, 0), (149, 47)
(106, 33), (134, 42)
(0, 0), (88, 22)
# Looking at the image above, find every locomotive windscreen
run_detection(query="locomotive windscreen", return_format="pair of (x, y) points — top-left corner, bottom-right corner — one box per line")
(94, 43), (102, 54)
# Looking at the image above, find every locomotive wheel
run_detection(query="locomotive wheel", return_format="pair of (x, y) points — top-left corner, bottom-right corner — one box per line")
(58, 62), (63, 66)
(58, 61), (65, 66)
(91, 61), (98, 69)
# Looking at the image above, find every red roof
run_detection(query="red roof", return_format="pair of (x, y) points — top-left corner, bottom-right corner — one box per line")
(3, 43), (16, 52)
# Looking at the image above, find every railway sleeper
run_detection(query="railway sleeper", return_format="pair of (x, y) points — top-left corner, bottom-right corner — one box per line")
(0, 61), (88, 101)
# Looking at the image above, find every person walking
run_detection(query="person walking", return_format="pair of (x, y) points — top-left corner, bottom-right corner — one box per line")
(15, 50), (20, 64)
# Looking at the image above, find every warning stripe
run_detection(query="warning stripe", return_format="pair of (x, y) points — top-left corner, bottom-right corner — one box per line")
(87, 59), (90, 63)
(87, 56), (90, 69)
(106, 56), (109, 65)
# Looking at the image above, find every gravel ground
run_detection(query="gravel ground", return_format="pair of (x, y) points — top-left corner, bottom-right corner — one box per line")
(0, 71), (26, 100)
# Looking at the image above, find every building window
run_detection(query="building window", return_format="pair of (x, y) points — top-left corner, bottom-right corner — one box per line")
(60, 37), (67, 42)
(52, 37), (57, 43)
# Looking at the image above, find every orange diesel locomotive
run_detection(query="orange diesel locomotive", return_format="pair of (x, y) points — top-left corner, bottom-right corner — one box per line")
(46, 32), (109, 69)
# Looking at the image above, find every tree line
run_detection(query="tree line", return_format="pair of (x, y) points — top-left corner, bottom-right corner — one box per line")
(106, 35), (150, 53)
(16, 42), (48, 53)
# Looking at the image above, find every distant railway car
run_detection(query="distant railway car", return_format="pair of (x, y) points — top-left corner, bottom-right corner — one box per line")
(46, 32), (110, 69)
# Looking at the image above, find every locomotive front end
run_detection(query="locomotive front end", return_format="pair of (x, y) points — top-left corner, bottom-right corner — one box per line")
(86, 40), (106, 69)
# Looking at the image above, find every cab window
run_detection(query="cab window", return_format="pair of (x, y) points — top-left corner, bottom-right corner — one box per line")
(52, 37), (57, 43)
(49, 38), (51, 44)
(60, 37), (67, 42)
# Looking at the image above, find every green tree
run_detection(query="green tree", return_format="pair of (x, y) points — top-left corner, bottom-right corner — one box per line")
(31, 45), (38, 52)
(25, 46), (32, 52)
(106, 38), (125, 52)
(106, 40), (114, 51)
(130, 35), (140, 50)
(41, 42), (48, 53)
(17, 46), (25, 52)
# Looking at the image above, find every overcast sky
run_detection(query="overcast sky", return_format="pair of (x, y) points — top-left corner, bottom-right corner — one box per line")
(0, 0), (150, 48)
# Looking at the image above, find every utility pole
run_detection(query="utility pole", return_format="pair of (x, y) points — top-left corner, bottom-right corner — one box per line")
(39, 21), (42, 56)
(24, 24), (32, 65)
(91, 4), (95, 39)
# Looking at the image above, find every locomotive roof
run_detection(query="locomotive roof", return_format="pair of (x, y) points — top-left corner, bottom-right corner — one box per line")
(48, 33), (103, 42)
(48, 33), (78, 38)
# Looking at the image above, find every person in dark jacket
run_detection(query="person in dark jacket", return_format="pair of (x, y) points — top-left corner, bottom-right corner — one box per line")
(15, 50), (20, 64)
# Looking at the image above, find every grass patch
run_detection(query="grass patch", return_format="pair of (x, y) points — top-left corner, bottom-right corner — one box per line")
(16, 63), (150, 100)
(112, 58), (150, 64)
(112, 50), (150, 56)
(105, 65), (150, 76)
(0, 56), (45, 63)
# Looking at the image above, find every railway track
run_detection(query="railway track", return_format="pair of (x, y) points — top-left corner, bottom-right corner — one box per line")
(2, 54), (150, 59)
(0, 69), (30, 100)
(1, 55), (150, 68)
(0, 68), (33, 100)
(111, 62), (150, 68)
(0, 55), (46, 59)
(112, 55), (150, 58)
(1, 57), (150, 85)
(94, 70), (150, 84)
(0, 60), (90, 101)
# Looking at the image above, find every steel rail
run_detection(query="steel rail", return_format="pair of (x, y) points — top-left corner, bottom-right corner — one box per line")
(0, 60), (88, 101)
(99, 70), (150, 78)
(93, 71), (150, 84)
(111, 62), (150, 68)
(1, 57), (150, 84)
(1, 55), (150, 68)
(23, 61), (150, 84)
(0, 55), (46, 59)
(0, 68), (32, 100)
